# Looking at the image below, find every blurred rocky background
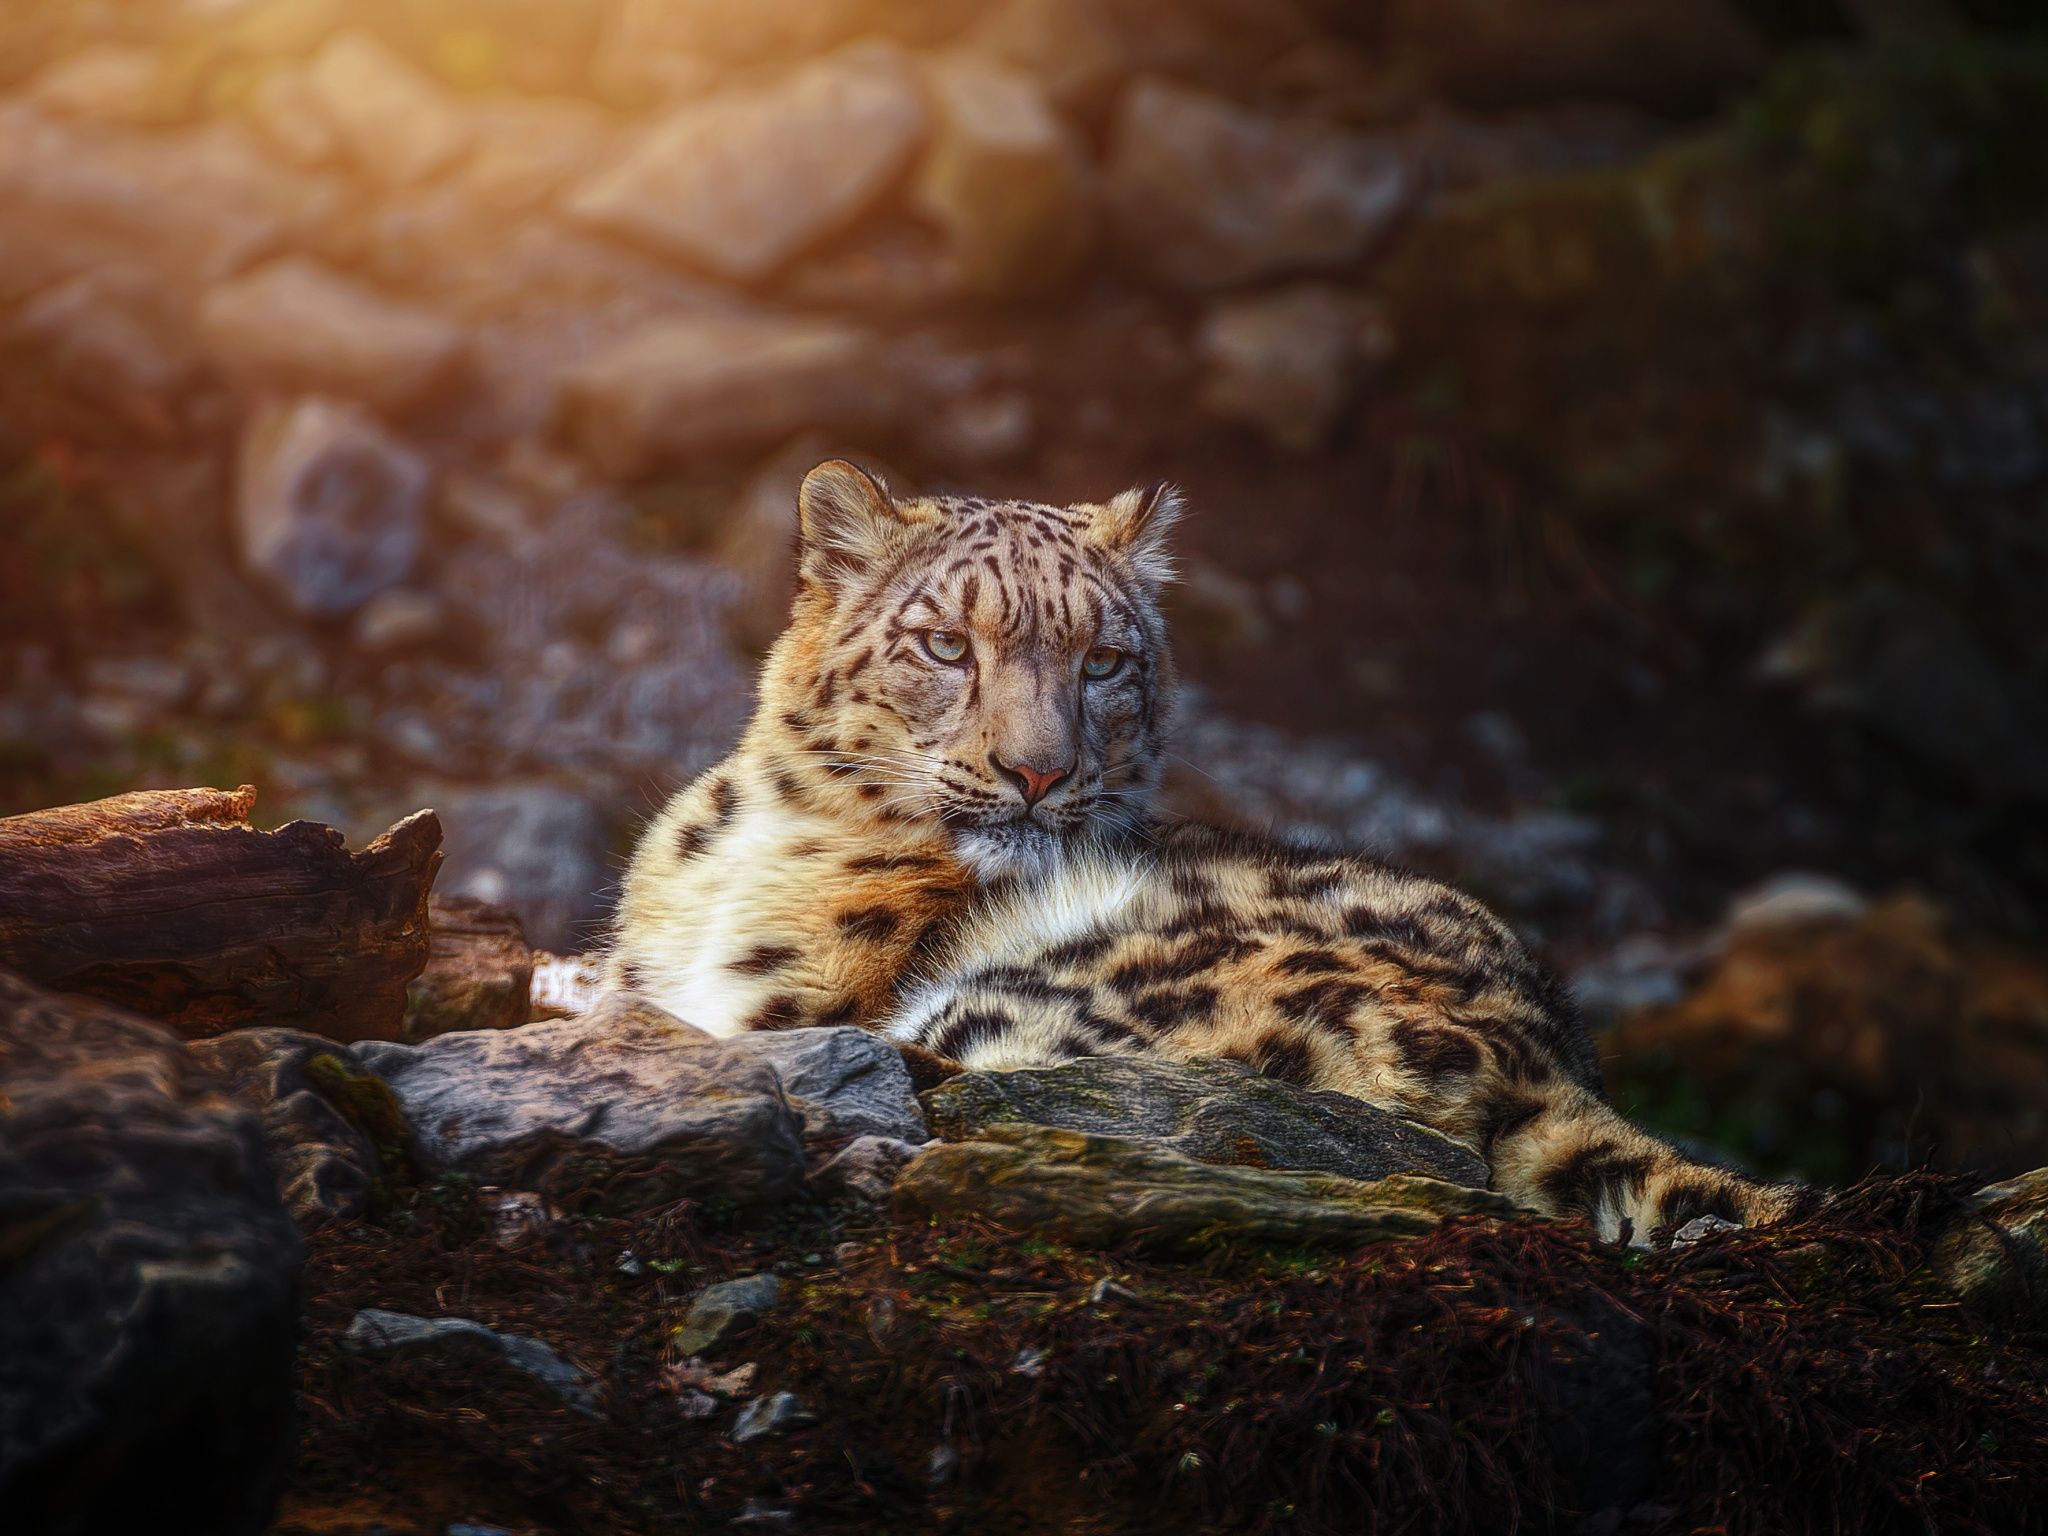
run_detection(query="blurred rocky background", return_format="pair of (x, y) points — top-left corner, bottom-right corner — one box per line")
(2, 0), (2045, 1186)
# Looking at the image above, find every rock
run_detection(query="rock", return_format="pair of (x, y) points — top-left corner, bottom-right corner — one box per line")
(0, 107), (342, 303)
(911, 55), (1093, 297)
(305, 31), (471, 184)
(186, 1028), (400, 1224)
(960, 0), (1130, 109)
(350, 993), (807, 1209)
(485, 1189), (558, 1248)
(923, 1056), (1489, 1188)
(894, 1123), (1522, 1255)
(245, 66), (339, 169)
(1195, 285), (1366, 452)
(810, 1134), (925, 1206)
(235, 395), (430, 618)
(566, 42), (928, 281)
(1723, 872), (1870, 937)
(10, 263), (197, 417)
(403, 894), (535, 1040)
(556, 309), (888, 478)
(1933, 1170), (2048, 1326)
(719, 1027), (928, 1144)
(1105, 77), (1410, 290)
(593, 0), (973, 67)
(731, 1391), (814, 1443)
(200, 257), (465, 410)
(351, 587), (447, 653)
(418, 781), (612, 952)
(674, 1273), (782, 1355)
(27, 44), (163, 124)
(342, 1308), (603, 1418)
(459, 95), (613, 212)
(1389, 0), (1765, 117)
(0, 972), (302, 1536)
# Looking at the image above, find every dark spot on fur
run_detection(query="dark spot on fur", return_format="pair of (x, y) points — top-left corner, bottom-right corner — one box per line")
(1392, 1021), (1483, 1080)
(929, 1009), (1016, 1061)
(744, 993), (805, 1031)
(1341, 907), (1434, 952)
(846, 852), (944, 873)
(836, 906), (902, 942)
(730, 943), (800, 976)
(1249, 1032), (1319, 1086)
(1274, 978), (1370, 1028)
(1274, 948), (1349, 977)
(816, 996), (863, 1028)
(1042, 934), (1114, 968)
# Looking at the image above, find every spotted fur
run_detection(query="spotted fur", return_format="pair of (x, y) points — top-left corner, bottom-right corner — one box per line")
(612, 462), (1803, 1243)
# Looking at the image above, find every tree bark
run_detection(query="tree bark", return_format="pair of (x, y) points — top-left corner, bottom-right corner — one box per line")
(0, 785), (442, 1041)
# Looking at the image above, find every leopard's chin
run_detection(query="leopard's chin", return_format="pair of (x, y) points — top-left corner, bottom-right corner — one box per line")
(949, 816), (1067, 884)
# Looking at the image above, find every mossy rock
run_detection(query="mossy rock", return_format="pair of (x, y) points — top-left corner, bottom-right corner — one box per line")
(922, 1055), (1490, 1189)
(893, 1122), (1526, 1255)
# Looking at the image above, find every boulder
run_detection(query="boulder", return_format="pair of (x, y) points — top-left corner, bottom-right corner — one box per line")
(1389, 0), (1765, 117)
(1195, 284), (1368, 452)
(235, 395), (431, 618)
(342, 1309), (603, 1418)
(0, 972), (302, 1536)
(719, 1026), (928, 1144)
(894, 1123), (1521, 1254)
(245, 66), (339, 169)
(351, 993), (807, 1209)
(0, 106), (342, 303)
(566, 42), (927, 282)
(1933, 1169), (2048, 1326)
(556, 309), (889, 477)
(1105, 77), (1410, 290)
(403, 894), (535, 1040)
(910, 55), (1093, 297)
(305, 31), (471, 184)
(959, 0), (1130, 110)
(199, 256), (466, 411)
(593, 0), (974, 67)
(26, 44), (164, 125)
(186, 1028), (400, 1224)
(459, 95), (613, 212)
(674, 1273), (782, 1355)
(922, 1056), (1489, 1188)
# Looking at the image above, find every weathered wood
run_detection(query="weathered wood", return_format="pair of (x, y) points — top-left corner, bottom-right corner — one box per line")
(0, 785), (442, 1042)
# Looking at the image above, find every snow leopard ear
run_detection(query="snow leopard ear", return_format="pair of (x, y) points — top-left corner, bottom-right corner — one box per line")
(1091, 481), (1184, 586)
(796, 460), (920, 592)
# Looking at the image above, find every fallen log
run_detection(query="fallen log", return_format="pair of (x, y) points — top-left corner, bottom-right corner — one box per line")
(0, 785), (441, 1042)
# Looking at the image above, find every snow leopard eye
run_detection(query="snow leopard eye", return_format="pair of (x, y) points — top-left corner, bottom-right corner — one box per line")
(1082, 645), (1124, 680)
(922, 629), (970, 664)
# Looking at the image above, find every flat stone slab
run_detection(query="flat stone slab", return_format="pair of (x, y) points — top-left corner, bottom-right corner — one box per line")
(343, 1308), (602, 1418)
(720, 1026), (927, 1144)
(893, 1122), (1523, 1255)
(353, 993), (805, 1208)
(921, 1056), (1488, 1189)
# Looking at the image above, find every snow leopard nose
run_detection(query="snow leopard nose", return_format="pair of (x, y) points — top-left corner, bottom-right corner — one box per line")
(990, 753), (1072, 807)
